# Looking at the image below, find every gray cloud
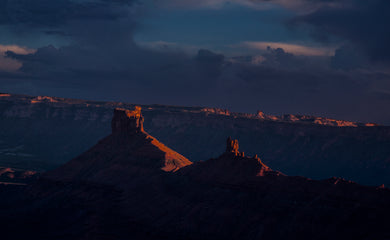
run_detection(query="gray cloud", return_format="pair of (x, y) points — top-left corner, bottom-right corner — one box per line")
(0, 0), (137, 50)
(1, 0), (390, 125)
(293, 0), (390, 64)
(0, 0), (135, 26)
(154, 0), (340, 11)
(4, 43), (390, 124)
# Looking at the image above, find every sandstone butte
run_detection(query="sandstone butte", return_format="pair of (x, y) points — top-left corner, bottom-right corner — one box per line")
(45, 107), (192, 185)
(45, 106), (281, 187)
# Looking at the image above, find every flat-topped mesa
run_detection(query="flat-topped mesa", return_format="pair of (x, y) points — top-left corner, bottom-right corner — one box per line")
(111, 107), (144, 134)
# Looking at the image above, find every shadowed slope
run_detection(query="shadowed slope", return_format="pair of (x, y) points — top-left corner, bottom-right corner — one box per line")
(45, 107), (192, 185)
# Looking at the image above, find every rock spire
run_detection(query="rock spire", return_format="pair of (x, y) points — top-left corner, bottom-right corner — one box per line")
(226, 137), (240, 156)
(111, 107), (144, 134)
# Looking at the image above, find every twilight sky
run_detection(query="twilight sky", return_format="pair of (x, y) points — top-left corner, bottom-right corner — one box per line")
(0, 0), (390, 124)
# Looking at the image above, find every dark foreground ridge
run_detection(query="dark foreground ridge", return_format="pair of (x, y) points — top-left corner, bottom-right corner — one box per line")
(0, 107), (389, 240)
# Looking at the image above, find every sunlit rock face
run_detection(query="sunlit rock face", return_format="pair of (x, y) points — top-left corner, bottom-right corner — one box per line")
(111, 107), (144, 134)
(226, 137), (239, 155)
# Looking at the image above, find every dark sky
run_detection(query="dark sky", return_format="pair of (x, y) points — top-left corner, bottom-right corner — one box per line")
(0, 0), (389, 124)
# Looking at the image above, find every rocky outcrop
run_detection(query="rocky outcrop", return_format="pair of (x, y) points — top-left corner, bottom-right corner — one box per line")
(44, 107), (192, 185)
(226, 137), (239, 155)
(254, 109), (380, 127)
(201, 108), (230, 116)
(181, 137), (282, 183)
(0, 167), (38, 185)
(111, 107), (144, 134)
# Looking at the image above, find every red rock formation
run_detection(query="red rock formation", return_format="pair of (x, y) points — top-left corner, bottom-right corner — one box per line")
(226, 137), (239, 155)
(0, 167), (38, 184)
(45, 107), (192, 185)
(256, 110), (266, 119)
(112, 107), (144, 134)
(181, 137), (282, 184)
(201, 108), (230, 116)
(378, 184), (386, 189)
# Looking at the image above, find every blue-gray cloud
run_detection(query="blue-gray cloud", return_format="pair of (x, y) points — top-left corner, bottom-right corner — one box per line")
(0, 0), (135, 27)
(4, 44), (390, 124)
(1, 0), (390, 125)
(293, 0), (390, 64)
(0, 0), (137, 49)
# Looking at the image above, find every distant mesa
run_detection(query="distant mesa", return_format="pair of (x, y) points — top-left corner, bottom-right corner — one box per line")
(30, 96), (59, 104)
(255, 110), (379, 127)
(0, 167), (38, 185)
(201, 108), (230, 116)
(0, 93), (379, 127)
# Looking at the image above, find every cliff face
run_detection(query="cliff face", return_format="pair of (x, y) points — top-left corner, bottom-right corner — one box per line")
(111, 107), (144, 134)
(0, 93), (390, 186)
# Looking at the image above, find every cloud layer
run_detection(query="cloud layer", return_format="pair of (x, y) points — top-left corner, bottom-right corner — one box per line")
(293, 0), (390, 65)
(0, 0), (390, 124)
(0, 44), (35, 72)
(155, 0), (340, 11)
(241, 41), (335, 56)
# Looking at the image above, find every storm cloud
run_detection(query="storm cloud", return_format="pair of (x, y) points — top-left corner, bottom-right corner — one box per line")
(293, 0), (390, 65)
(0, 0), (390, 124)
